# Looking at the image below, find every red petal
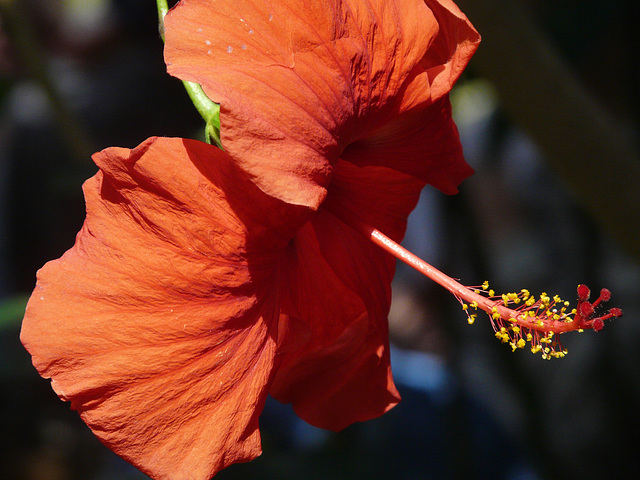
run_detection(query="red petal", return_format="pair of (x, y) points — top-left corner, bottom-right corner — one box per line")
(271, 160), (424, 430)
(272, 216), (400, 431)
(21, 137), (308, 480)
(421, 0), (481, 100)
(164, 0), (444, 208)
(400, 0), (481, 111)
(343, 97), (473, 194)
(342, 1), (480, 192)
(326, 159), (427, 241)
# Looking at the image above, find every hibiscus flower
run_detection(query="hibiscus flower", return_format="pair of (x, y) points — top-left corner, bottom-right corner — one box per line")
(20, 1), (620, 480)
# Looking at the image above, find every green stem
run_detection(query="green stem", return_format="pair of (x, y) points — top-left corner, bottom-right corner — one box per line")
(156, 0), (221, 147)
(156, 0), (169, 41)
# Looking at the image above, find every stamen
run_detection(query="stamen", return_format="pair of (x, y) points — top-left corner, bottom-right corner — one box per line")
(334, 210), (623, 359)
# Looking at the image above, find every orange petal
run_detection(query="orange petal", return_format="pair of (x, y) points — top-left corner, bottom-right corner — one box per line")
(343, 97), (474, 194)
(271, 161), (424, 430)
(21, 137), (309, 480)
(164, 0), (442, 208)
(325, 159), (427, 241)
(421, 0), (481, 100)
(273, 216), (400, 431)
(398, 0), (481, 113)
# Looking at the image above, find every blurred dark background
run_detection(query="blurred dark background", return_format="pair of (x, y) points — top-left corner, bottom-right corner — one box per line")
(1, 1), (638, 479)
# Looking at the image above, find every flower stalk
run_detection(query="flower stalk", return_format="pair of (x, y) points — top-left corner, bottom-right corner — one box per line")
(156, 0), (221, 147)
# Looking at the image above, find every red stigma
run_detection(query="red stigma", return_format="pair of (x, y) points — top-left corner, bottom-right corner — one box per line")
(575, 284), (623, 333)
(577, 284), (591, 302)
(610, 308), (623, 317)
(578, 302), (594, 318)
(599, 288), (612, 302)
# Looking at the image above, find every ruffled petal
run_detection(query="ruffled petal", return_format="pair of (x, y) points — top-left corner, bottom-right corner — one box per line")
(21, 137), (308, 480)
(422, 0), (481, 101)
(343, 96), (473, 194)
(270, 160), (424, 430)
(164, 0), (441, 208)
(272, 218), (399, 431)
(337, 0), (479, 194)
(325, 158), (427, 242)
(397, 0), (481, 113)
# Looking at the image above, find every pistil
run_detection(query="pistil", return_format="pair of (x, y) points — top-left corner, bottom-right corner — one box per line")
(339, 209), (622, 359)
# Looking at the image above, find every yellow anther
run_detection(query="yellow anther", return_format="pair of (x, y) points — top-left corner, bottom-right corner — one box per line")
(465, 283), (577, 360)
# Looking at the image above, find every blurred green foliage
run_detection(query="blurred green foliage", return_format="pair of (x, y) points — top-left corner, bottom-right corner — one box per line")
(0, 295), (28, 329)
